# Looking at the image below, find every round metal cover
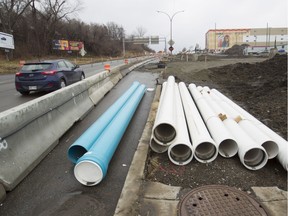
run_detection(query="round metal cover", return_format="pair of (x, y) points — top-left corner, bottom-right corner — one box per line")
(178, 185), (269, 216)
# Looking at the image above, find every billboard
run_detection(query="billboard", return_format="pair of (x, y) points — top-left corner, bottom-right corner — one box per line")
(217, 34), (230, 48)
(52, 40), (84, 51)
(0, 32), (15, 49)
(69, 41), (83, 51)
(52, 40), (69, 50)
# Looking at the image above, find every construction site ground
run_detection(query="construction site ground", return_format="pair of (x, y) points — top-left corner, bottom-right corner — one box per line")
(141, 54), (287, 194)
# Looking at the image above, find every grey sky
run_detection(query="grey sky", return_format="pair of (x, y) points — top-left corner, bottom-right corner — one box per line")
(78, 0), (288, 52)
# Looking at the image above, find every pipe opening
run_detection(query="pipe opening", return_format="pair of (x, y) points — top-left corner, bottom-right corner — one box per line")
(74, 160), (103, 186)
(244, 148), (266, 167)
(195, 142), (216, 160)
(262, 141), (279, 159)
(218, 139), (238, 158)
(149, 138), (169, 153)
(170, 144), (193, 162)
(68, 146), (88, 164)
(154, 123), (176, 144)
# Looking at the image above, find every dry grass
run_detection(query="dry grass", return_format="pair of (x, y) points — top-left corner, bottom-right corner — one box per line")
(0, 59), (20, 74)
(0, 55), (129, 75)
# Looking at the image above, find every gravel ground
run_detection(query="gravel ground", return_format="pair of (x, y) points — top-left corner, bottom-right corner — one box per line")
(141, 54), (287, 193)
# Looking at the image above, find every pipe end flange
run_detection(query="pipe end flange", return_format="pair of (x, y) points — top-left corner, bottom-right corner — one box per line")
(74, 160), (103, 186)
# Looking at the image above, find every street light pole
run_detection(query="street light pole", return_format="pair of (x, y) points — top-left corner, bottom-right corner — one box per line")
(157, 10), (184, 54)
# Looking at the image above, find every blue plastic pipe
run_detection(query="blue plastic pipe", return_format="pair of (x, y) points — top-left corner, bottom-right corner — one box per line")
(74, 84), (146, 186)
(68, 81), (141, 163)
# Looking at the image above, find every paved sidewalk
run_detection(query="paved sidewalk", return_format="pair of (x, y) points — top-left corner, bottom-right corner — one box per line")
(114, 85), (288, 216)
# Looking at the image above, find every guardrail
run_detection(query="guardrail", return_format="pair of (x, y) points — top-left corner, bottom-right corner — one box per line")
(0, 57), (153, 200)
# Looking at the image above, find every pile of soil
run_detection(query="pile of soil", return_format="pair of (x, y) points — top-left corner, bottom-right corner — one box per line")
(161, 54), (287, 137)
(224, 44), (248, 56)
(208, 54), (287, 137)
(143, 54), (287, 192)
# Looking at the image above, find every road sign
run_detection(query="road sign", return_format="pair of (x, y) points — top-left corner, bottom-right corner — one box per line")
(168, 39), (175, 46)
(80, 47), (87, 56)
(169, 46), (174, 52)
(133, 37), (150, 44)
(150, 36), (159, 44)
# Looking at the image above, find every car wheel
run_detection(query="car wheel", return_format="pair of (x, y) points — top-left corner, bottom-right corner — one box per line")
(60, 79), (66, 88)
(80, 73), (85, 80)
(19, 91), (30, 95)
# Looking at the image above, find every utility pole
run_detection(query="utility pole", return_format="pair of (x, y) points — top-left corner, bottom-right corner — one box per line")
(122, 37), (125, 57)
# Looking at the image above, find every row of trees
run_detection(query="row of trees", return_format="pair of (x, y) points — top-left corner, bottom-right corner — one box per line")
(0, 0), (153, 58)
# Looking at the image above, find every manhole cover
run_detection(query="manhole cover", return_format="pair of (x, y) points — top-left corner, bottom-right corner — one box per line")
(178, 185), (269, 216)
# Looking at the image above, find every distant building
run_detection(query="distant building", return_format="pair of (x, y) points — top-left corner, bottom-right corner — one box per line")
(205, 27), (288, 54)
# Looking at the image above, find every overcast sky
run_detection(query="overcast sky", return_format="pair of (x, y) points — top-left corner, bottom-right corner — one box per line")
(77, 0), (287, 52)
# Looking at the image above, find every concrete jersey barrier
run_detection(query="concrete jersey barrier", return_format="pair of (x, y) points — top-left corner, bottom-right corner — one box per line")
(0, 57), (153, 193)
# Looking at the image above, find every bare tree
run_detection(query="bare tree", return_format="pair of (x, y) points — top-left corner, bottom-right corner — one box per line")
(106, 22), (124, 40)
(134, 26), (147, 37)
(0, 0), (33, 33)
(0, 0), (153, 58)
(29, 0), (82, 56)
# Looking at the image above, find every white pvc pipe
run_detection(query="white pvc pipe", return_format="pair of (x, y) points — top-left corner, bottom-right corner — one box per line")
(179, 83), (218, 163)
(212, 88), (287, 170)
(204, 89), (268, 170)
(209, 89), (278, 159)
(256, 124), (288, 171)
(152, 76), (177, 145)
(167, 84), (194, 165)
(149, 82), (169, 153)
(149, 136), (169, 153)
(222, 118), (268, 170)
(238, 120), (278, 159)
(196, 88), (238, 158)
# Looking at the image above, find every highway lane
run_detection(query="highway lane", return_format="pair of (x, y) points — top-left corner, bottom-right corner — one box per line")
(80, 58), (135, 77)
(0, 58), (139, 112)
(0, 74), (47, 112)
(0, 70), (159, 216)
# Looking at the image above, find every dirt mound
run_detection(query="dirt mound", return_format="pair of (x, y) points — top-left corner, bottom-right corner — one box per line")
(160, 54), (287, 137)
(208, 54), (287, 137)
(224, 44), (248, 56)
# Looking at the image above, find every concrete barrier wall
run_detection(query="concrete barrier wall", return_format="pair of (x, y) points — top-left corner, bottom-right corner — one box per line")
(0, 81), (94, 190)
(0, 58), (152, 192)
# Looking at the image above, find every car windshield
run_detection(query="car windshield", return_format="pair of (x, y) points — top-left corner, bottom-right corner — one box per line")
(21, 63), (52, 72)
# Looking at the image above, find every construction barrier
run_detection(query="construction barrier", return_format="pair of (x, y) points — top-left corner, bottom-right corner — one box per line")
(104, 64), (111, 71)
(0, 57), (153, 194)
(19, 60), (26, 66)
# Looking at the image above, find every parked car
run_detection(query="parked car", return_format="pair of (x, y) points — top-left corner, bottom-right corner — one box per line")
(157, 60), (166, 68)
(15, 59), (85, 95)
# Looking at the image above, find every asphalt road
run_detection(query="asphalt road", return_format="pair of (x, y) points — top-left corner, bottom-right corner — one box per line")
(0, 70), (159, 216)
(0, 58), (138, 112)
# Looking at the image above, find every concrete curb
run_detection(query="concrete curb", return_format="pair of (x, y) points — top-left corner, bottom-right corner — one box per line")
(252, 187), (288, 216)
(114, 85), (161, 215)
(140, 182), (181, 215)
(114, 84), (184, 216)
